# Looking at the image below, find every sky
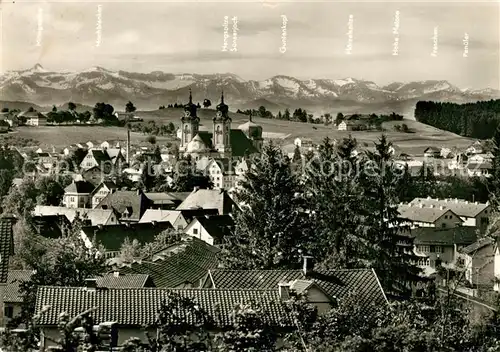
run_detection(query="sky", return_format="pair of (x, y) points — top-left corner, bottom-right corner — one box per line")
(1, 0), (499, 89)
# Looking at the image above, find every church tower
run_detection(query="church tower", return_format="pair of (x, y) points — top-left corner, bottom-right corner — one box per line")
(212, 92), (232, 156)
(179, 89), (200, 152)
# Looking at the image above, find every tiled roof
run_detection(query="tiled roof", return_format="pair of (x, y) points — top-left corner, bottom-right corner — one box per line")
(467, 161), (492, 170)
(64, 180), (95, 194)
(461, 236), (495, 255)
(177, 189), (237, 215)
(89, 149), (111, 165)
(95, 273), (153, 288)
(97, 190), (151, 221)
(120, 236), (220, 288)
(4, 270), (32, 303)
(411, 226), (478, 246)
(0, 217), (14, 283)
(191, 215), (235, 241)
(205, 268), (388, 309)
(398, 204), (461, 224)
(33, 206), (115, 226)
(35, 287), (291, 327)
(409, 198), (490, 218)
(144, 192), (182, 206)
(139, 209), (181, 224)
(81, 222), (173, 252)
(193, 130), (257, 157)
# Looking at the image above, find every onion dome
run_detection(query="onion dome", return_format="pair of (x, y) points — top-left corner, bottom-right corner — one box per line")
(182, 89), (198, 121)
(214, 91), (230, 121)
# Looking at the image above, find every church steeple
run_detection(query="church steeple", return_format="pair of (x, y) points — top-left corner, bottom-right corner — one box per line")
(213, 91), (231, 156)
(180, 89), (200, 152)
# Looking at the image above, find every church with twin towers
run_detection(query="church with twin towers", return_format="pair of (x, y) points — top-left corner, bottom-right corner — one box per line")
(179, 90), (263, 160)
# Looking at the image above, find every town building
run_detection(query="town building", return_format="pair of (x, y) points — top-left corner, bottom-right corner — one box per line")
(96, 189), (152, 222)
(33, 205), (119, 227)
(459, 237), (495, 289)
(20, 110), (47, 126)
(183, 214), (234, 246)
(179, 91), (261, 160)
(62, 180), (95, 208)
(176, 188), (238, 215)
(90, 181), (118, 209)
(139, 209), (188, 230)
(398, 203), (464, 229)
(408, 198), (491, 233)
(423, 147), (441, 158)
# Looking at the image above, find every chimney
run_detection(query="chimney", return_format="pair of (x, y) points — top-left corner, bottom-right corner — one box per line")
(193, 186), (200, 192)
(126, 126), (130, 164)
(302, 255), (314, 277)
(84, 278), (98, 290)
(475, 201), (478, 205)
(278, 282), (290, 300)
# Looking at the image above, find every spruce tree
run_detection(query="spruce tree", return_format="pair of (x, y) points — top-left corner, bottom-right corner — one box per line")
(221, 143), (306, 269)
(360, 135), (423, 296)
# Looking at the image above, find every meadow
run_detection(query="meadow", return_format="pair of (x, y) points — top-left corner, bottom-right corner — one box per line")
(2, 108), (473, 156)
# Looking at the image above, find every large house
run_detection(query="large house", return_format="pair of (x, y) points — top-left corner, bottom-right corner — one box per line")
(176, 188), (238, 215)
(91, 181), (118, 209)
(62, 180), (95, 208)
(33, 205), (119, 226)
(408, 198), (491, 233)
(398, 203), (464, 229)
(20, 110), (47, 126)
(96, 190), (152, 222)
(408, 226), (478, 273)
(80, 148), (125, 172)
(179, 91), (262, 159)
(138, 209), (188, 230)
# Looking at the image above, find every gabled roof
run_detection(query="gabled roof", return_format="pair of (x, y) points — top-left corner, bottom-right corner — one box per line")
(409, 198), (490, 218)
(190, 215), (235, 241)
(35, 286), (291, 327)
(461, 236), (495, 255)
(193, 130), (258, 157)
(88, 149), (111, 165)
(64, 180), (95, 194)
(119, 236), (220, 288)
(177, 189), (237, 215)
(0, 217), (14, 283)
(90, 181), (118, 197)
(139, 209), (182, 224)
(143, 192), (182, 206)
(398, 204), (461, 224)
(33, 205), (116, 226)
(411, 226), (477, 246)
(95, 273), (153, 288)
(424, 147), (441, 153)
(97, 190), (151, 221)
(205, 268), (388, 309)
(4, 270), (32, 303)
(81, 222), (173, 252)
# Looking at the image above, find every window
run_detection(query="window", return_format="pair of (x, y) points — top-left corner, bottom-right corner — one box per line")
(435, 246), (443, 253)
(418, 245), (430, 253)
(4, 305), (13, 318)
(481, 218), (489, 225)
(70, 197), (75, 202)
(193, 228), (198, 235)
(441, 223), (447, 228)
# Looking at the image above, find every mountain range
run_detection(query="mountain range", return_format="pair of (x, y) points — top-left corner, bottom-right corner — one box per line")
(1, 64), (499, 115)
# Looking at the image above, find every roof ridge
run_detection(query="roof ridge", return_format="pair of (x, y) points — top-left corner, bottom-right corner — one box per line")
(38, 286), (279, 292)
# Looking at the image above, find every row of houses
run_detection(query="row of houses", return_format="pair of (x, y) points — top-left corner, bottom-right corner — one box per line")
(0, 216), (390, 348)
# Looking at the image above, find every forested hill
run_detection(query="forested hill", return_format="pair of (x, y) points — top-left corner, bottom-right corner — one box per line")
(414, 99), (500, 139)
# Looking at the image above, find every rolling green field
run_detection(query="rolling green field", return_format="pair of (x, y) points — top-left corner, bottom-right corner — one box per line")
(1, 108), (473, 156)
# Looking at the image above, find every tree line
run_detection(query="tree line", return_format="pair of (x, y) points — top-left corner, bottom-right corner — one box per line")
(415, 99), (500, 139)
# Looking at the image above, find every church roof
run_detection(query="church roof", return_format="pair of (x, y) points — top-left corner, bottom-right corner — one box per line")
(194, 130), (258, 157)
(238, 120), (261, 130)
(186, 135), (210, 153)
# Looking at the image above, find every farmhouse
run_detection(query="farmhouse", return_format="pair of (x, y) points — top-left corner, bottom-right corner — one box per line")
(62, 180), (95, 208)
(20, 110), (47, 126)
(423, 147), (441, 158)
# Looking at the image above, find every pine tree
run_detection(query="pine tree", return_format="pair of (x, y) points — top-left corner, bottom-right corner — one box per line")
(360, 135), (423, 296)
(292, 144), (302, 163)
(304, 137), (368, 269)
(221, 143), (306, 269)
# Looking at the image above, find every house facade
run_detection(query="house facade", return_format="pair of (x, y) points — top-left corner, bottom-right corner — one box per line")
(62, 180), (95, 208)
(183, 215), (234, 246)
(91, 181), (118, 209)
(460, 237), (495, 288)
(408, 198), (491, 233)
(398, 203), (464, 229)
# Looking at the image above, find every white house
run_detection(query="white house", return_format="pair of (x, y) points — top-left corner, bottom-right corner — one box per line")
(466, 141), (483, 155)
(91, 181), (118, 209)
(398, 203), (464, 229)
(139, 209), (188, 230)
(183, 215), (234, 246)
(408, 197), (491, 233)
(294, 138), (314, 149)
